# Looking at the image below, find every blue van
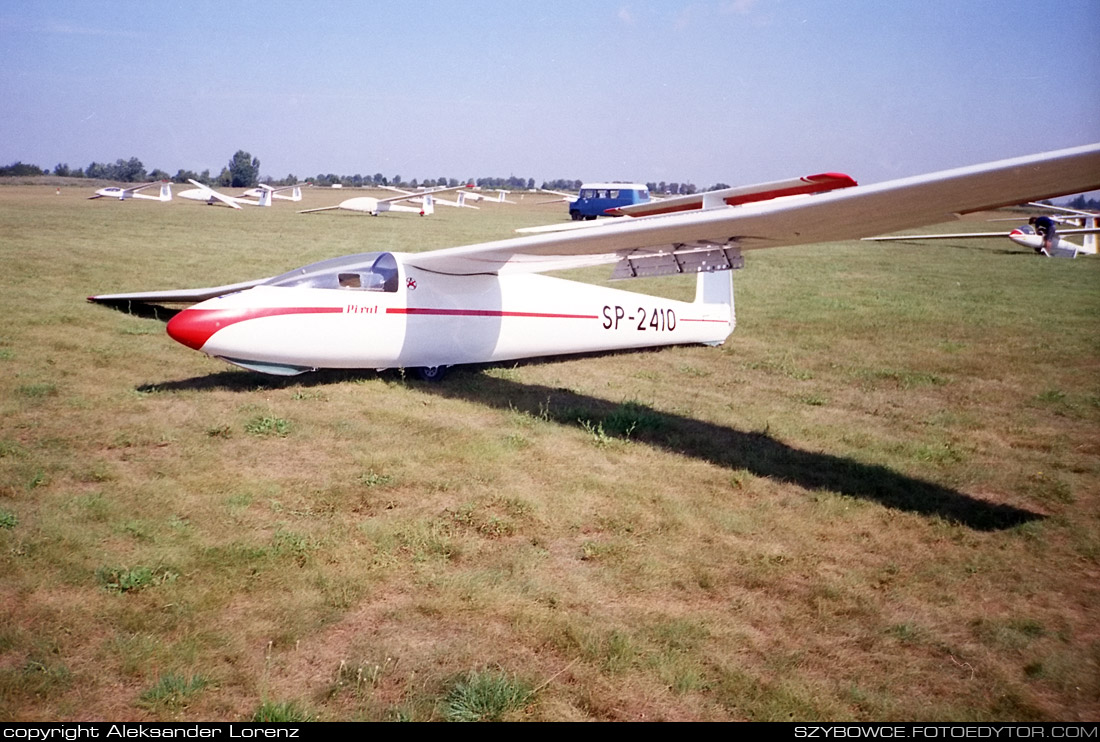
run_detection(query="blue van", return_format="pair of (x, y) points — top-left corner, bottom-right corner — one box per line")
(570, 182), (649, 220)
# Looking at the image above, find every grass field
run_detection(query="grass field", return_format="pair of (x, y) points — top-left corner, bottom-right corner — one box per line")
(1, 183), (1098, 721)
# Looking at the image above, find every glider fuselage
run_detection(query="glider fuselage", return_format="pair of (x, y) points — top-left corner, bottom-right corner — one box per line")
(164, 252), (735, 375)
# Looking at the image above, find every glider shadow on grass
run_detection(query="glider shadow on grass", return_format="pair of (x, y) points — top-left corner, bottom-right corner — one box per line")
(140, 364), (1042, 532)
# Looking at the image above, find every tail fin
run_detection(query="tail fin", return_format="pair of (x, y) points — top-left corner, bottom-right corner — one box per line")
(158, 182), (172, 201)
(1083, 216), (1097, 254)
(257, 188), (273, 207)
(694, 269), (736, 342)
(695, 268), (733, 305)
(420, 194), (434, 216)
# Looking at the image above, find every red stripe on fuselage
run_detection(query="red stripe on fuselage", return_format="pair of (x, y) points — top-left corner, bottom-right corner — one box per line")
(388, 308), (598, 319)
(166, 306), (342, 350)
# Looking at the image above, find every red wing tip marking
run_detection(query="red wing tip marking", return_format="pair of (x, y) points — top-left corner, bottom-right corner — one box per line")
(805, 172), (858, 187)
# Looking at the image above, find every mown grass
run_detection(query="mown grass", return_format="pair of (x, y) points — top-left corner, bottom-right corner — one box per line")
(0, 184), (1098, 720)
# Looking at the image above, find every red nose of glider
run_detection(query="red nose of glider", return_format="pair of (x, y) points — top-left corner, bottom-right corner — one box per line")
(167, 308), (225, 350)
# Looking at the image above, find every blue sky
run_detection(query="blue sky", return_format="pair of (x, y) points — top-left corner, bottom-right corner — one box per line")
(2, 1), (1098, 188)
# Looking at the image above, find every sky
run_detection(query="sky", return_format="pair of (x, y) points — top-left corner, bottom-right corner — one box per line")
(2, 0), (1099, 189)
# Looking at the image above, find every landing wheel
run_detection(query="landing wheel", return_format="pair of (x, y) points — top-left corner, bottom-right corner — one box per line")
(415, 365), (449, 382)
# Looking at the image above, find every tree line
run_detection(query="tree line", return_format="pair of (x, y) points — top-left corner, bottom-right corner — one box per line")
(1, 149), (733, 194)
(7, 150), (1097, 205)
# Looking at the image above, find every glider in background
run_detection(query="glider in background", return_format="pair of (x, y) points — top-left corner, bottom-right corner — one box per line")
(89, 181), (172, 202)
(177, 180), (274, 209)
(299, 183), (474, 217)
(239, 183), (311, 202)
(377, 184), (479, 210)
(463, 189), (516, 205)
(90, 143), (1100, 379)
(864, 202), (1099, 258)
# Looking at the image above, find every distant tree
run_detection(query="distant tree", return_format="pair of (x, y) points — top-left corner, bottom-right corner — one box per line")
(215, 167), (232, 187)
(392, 174), (402, 188)
(1068, 194), (1100, 210)
(148, 168), (170, 181)
(85, 157), (145, 182)
(54, 163), (72, 177)
(527, 178), (535, 190)
(227, 150), (260, 188)
(117, 157), (146, 182)
(173, 168), (200, 184)
(706, 183), (730, 191)
(0, 161), (45, 176)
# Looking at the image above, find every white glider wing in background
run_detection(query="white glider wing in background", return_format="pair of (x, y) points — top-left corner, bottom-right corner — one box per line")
(177, 180), (274, 208)
(90, 143), (1100, 377)
(90, 181), (172, 201)
(240, 183), (310, 202)
(377, 185), (479, 210)
(299, 183), (474, 216)
(864, 201), (1100, 257)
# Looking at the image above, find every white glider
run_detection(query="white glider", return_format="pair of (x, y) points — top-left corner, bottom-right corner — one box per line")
(90, 143), (1100, 378)
(89, 181), (172, 202)
(299, 183), (474, 216)
(865, 202), (1099, 257)
(239, 183), (310, 202)
(377, 185), (479, 210)
(177, 180), (273, 209)
(463, 189), (516, 205)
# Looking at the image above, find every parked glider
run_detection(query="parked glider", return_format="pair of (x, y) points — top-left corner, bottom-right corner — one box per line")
(177, 180), (272, 209)
(89, 143), (1100, 379)
(89, 181), (172, 202)
(463, 189), (516, 204)
(864, 202), (1099, 257)
(240, 183), (310, 202)
(299, 183), (474, 216)
(377, 185), (479, 210)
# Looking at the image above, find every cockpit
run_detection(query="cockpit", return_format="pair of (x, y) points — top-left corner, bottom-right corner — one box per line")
(262, 252), (400, 292)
